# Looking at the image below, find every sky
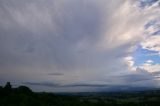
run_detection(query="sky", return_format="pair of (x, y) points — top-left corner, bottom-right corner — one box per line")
(0, 0), (160, 92)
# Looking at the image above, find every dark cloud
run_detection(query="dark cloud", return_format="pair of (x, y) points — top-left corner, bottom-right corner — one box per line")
(64, 84), (109, 87)
(23, 82), (109, 88)
(140, 0), (159, 8)
(23, 82), (60, 87)
(48, 73), (64, 76)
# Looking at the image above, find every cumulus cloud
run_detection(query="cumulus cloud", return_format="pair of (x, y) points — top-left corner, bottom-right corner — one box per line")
(138, 61), (160, 73)
(135, 59), (160, 85)
(141, 35), (160, 52)
(0, 0), (160, 92)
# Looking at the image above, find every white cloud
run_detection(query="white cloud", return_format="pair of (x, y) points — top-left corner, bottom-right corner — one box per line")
(138, 63), (160, 73)
(141, 35), (160, 52)
(135, 60), (160, 75)
(125, 56), (134, 67)
(146, 60), (154, 64)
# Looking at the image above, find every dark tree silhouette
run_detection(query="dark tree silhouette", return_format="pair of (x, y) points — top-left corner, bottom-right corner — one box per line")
(4, 82), (12, 90)
(3, 82), (12, 96)
(17, 86), (32, 93)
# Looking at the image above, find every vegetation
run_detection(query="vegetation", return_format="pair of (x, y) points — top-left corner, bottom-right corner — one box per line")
(1, 82), (160, 106)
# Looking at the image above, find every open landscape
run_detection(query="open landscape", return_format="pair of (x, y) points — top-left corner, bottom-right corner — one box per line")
(0, 0), (160, 105)
(1, 82), (160, 106)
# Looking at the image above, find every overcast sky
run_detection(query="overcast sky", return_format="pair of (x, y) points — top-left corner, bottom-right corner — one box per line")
(0, 0), (160, 92)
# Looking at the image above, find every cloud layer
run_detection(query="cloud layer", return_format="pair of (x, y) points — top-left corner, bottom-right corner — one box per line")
(0, 0), (160, 92)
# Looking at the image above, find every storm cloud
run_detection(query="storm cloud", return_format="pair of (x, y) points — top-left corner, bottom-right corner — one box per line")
(0, 0), (160, 92)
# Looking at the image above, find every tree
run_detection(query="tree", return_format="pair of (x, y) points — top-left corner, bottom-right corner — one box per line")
(17, 86), (32, 93)
(4, 82), (12, 90)
(4, 82), (12, 95)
